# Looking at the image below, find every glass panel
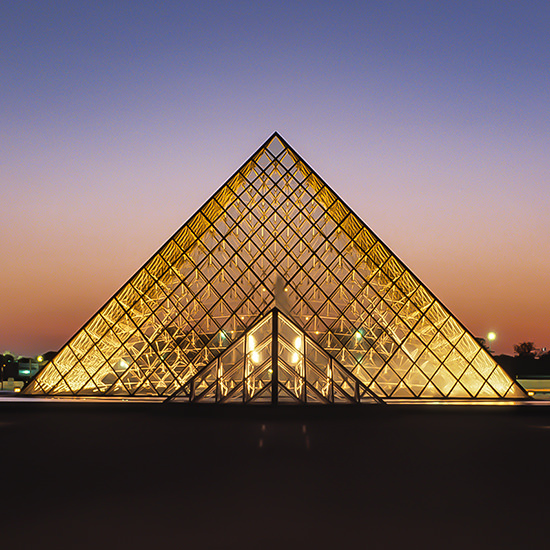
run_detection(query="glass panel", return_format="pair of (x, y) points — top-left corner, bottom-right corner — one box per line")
(430, 333), (453, 362)
(505, 384), (526, 398)
(426, 302), (449, 329)
(420, 381), (443, 398)
(278, 360), (304, 399)
(431, 366), (457, 395)
(448, 382), (471, 398)
(415, 317), (437, 346)
(440, 317), (464, 345)
(388, 349), (413, 378)
(69, 331), (95, 360)
(444, 349), (469, 379)
(401, 333), (424, 362)
(415, 348), (440, 379)
(279, 316), (303, 350)
(375, 366), (400, 395)
(487, 368), (512, 397)
(333, 363), (358, 396)
(398, 300), (422, 329)
(471, 351), (497, 379)
(403, 366), (428, 396)
(392, 382), (414, 398)
(478, 382), (499, 398)
(459, 366), (485, 396)
(247, 314), (273, 352)
(455, 333), (480, 362)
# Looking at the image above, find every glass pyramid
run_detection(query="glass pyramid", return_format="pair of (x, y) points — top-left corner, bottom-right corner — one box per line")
(24, 133), (526, 401)
(168, 308), (383, 404)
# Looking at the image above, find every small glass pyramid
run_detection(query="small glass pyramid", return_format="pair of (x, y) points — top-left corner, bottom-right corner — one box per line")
(24, 133), (526, 401)
(168, 308), (383, 404)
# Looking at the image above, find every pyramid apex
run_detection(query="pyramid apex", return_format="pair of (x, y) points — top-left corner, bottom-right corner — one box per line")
(264, 130), (286, 145)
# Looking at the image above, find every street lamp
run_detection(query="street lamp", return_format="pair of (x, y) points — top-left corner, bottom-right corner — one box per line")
(487, 332), (496, 352)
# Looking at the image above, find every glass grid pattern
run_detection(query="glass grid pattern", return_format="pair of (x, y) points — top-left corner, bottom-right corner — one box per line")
(24, 133), (526, 401)
(168, 309), (382, 404)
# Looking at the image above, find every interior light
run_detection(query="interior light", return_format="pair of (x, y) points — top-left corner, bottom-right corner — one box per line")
(248, 335), (256, 351)
(251, 351), (260, 363)
(291, 352), (299, 364)
(355, 331), (361, 340)
(120, 359), (129, 370)
(294, 336), (302, 350)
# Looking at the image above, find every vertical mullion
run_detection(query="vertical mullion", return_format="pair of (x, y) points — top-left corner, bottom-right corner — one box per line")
(272, 309), (279, 405)
(216, 357), (221, 402)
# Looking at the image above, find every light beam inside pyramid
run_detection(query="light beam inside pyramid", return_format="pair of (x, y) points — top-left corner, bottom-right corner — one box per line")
(24, 133), (527, 402)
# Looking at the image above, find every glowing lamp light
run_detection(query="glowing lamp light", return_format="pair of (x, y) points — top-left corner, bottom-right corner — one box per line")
(120, 359), (129, 370)
(251, 351), (260, 364)
(294, 336), (302, 350)
(14, 388), (21, 393)
(487, 332), (497, 342)
(37, 355), (44, 362)
(291, 352), (299, 364)
(248, 335), (256, 351)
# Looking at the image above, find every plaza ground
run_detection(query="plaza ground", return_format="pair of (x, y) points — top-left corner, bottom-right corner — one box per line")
(1, 401), (549, 549)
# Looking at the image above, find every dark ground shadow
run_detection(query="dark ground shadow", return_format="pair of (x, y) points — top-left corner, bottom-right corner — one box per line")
(1, 402), (548, 549)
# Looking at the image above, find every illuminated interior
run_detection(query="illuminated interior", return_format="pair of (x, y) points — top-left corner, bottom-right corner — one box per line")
(24, 133), (526, 401)
(168, 309), (383, 404)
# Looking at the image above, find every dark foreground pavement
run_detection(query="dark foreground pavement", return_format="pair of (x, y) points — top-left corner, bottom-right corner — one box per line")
(1, 402), (549, 549)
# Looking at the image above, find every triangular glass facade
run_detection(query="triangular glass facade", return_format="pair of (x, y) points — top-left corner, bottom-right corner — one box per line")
(24, 133), (526, 401)
(168, 309), (383, 404)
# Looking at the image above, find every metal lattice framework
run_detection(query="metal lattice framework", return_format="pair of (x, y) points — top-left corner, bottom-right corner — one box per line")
(24, 133), (526, 401)
(167, 308), (384, 404)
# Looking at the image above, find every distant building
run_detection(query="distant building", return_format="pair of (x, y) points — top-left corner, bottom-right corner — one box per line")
(1, 352), (54, 390)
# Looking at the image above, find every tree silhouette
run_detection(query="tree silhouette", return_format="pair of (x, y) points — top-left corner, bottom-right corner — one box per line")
(514, 342), (536, 358)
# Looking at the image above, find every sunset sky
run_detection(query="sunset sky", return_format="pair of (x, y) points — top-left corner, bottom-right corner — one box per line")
(1, 1), (549, 357)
